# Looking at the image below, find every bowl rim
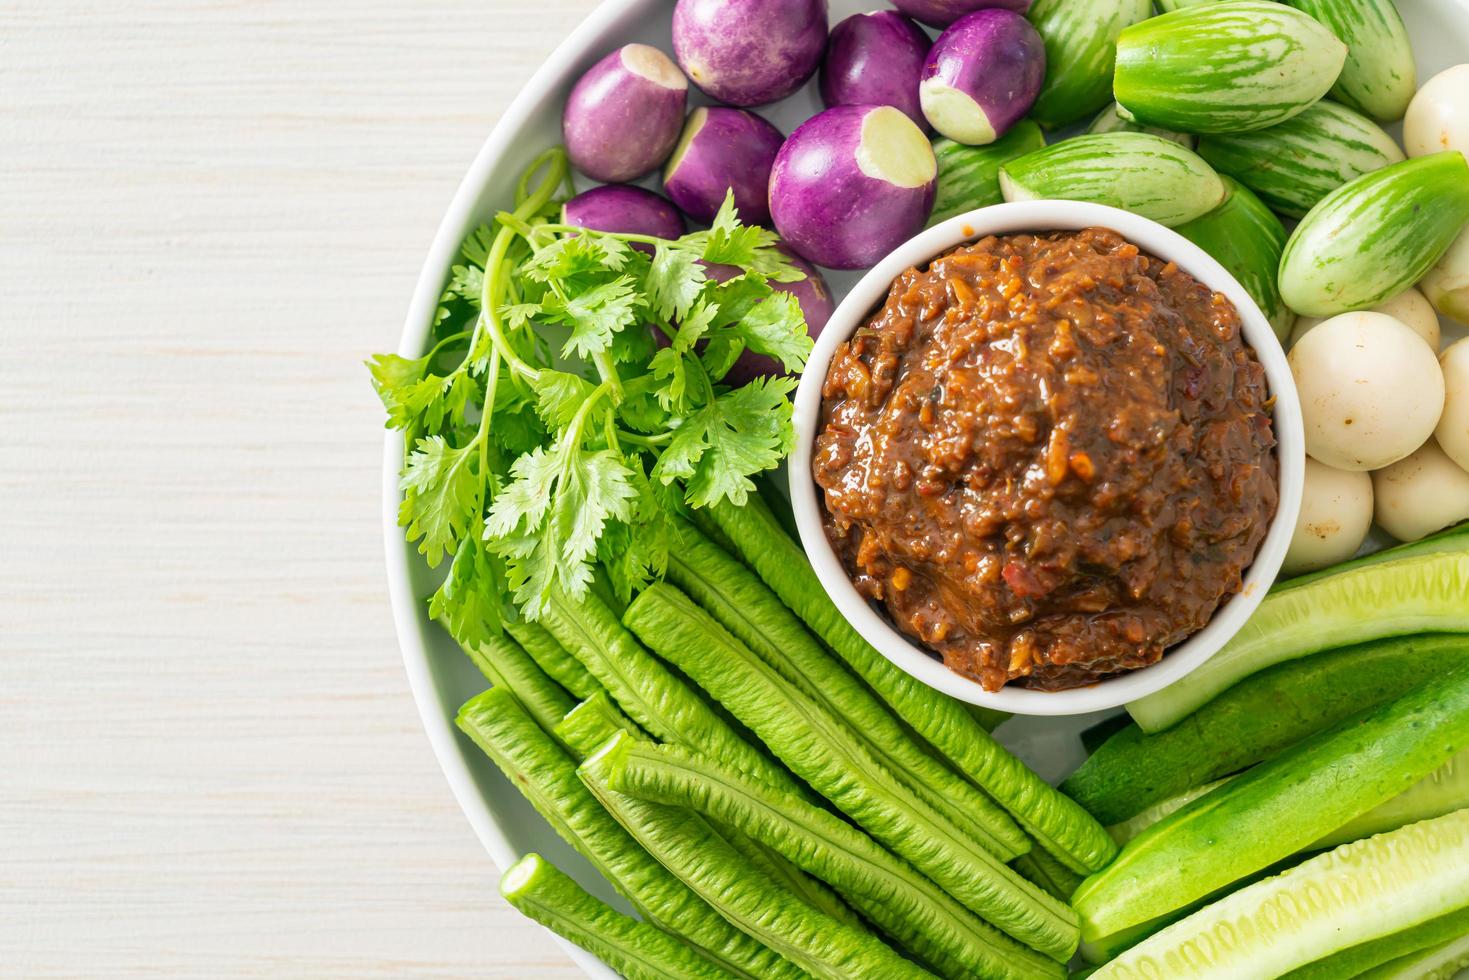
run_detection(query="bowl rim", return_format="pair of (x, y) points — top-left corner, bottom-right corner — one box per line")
(789, 200), (1305, 716)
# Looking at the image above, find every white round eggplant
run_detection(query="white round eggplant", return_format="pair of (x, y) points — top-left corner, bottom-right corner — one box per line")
(919, 9), (1046, 145)
(663, 107), (784, 225)
(892, 0), (1032, 29)
(1372, 439), (1469, 542)
(1436, 339), (1469, 474)
(562, 44), (688, 183)
(1288, 311), (1445, 471)
(1404, 64), (1469, 159)
(768, 105), (937, 270)
(1421, 225), (1469, 326)
(671, 0), (827, 107)
(1282, 457), (1374, 575)
(820, 11), (931, 128)
(1289, 288), (1441, 352)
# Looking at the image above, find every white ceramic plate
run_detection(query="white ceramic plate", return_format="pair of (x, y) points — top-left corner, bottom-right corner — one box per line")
(386, 3), (1469, 976)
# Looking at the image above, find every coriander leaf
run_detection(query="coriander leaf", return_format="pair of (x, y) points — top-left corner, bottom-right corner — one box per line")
(700, 335), (745, 383)
(649, 347), (687, 411)
(485, 442), (637, 615)
(705, 273), (773, 328)
(652, 377), (797, 508)
(672, 297), (718, 352)
(728, 291), (811, 373)
(446, 264), (485, 307)
(523, 234), (625, 283)
(597, 470), (676, 603)
(534, 370), (597, 429)
(645, 245), (706, 323)
(542, 277), (639, 358)
(610, 321), (656, 365)
(460, 225), (496, 266)
(368, 352), (429, 394)
(429, 535), (506, 648)
(695, 193), (798, 281)
(369, 353), (476, 432)
(400, 435), (483, 567)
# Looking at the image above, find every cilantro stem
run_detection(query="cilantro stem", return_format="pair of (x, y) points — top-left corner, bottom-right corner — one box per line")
(532, 223), (668, 247)
(477, 346), (502, 491)
(592, 350), (624, 404)
(426, 329), (472, 365)
(617, 429), (672, 449)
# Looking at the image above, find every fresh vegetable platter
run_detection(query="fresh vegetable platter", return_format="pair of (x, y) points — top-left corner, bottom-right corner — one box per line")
(380, 1), (1469, 977)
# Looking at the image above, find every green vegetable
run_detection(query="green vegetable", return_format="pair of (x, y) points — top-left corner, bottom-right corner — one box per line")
(1093, 805), (1469, 978)
(1085, 103), (1194, 148)
(1274, 521), (1469, 593)
(1026, 0), (1153, 128)
(1315, 745), (1469, 850)
(1155, 0), (1215, 9)
(1196, 100), (1405, 219)
(1114, 1), (1347, 134)
(499, 852), (739, 980)
(1129, 553), (1469, 733)
(1283, 906), (1469, 980)
(1104, 778), (1233, 847)
(601, 735), (1065, 980)
(455, 687), (792, 979)
(538, 586), (804, 797)
(554, 691), (641, 759)
(1358, 933), (1469, 980)
(1283, 0), (1416, 121)
(623, 582), (1079, 961)
(507, 619), (607, 702)
(1070, 634), (1469, 824)
(721, 826), (863, 934)
(929, 122), (1048, 226)
(1279, 151), (1469, 317)
(1076, 664), (1469, 939)
(998, 133), (1226, 227)
(371, 143), (815, 642)
(703, 494), (1116, 875)
(664, 518), (1027, 856)
(578, 740), (931, 980)
(456, 630), (575, 735)
(1175, 176), (1293, 338)
(1011, 846), (1086, 903)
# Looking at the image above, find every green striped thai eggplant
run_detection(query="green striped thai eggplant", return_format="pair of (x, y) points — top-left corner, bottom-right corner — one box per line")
(1086, 103), (1194, 149)
(1197, 100), (1406, 218)
(1114, 1), (1347, 134)
(1284, 0), (1416, 122)
(998, 132), (1225, 227)
(1278, 151), (1469, 317)
(1027, 0), (1153, 129)
(1175, 177), (1294, 340)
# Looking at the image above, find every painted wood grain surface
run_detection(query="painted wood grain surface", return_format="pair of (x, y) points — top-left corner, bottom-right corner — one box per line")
(1, 1), (600, 975)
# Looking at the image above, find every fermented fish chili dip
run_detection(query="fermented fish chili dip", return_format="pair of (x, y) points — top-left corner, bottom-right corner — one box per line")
(813, 227), (1278, 692)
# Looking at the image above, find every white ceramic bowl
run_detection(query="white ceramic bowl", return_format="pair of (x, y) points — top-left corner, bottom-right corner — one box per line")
(790, 201), (1305, 716)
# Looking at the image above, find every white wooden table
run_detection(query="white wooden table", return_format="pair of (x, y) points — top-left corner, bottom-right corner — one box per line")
(1, 1), (599, 975)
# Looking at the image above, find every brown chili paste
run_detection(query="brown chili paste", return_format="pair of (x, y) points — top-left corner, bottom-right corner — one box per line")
(814, 228), (1278, 691)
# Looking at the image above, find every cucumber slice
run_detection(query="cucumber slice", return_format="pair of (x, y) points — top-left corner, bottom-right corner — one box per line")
(1196, 99), (1405, 219)
(1273, 521), (1469, 593)
(1357, 931), (1469, 980)
(1279, 151), (1469, 318)
(1284, 906), (1469, 979)
(1128, 553), (1469, 733)
(1316, 747), (1469, 850)
(998, 132), (1225, 227)
(1094, 809), (1469, 978)
(1105, 778), (1235, 847)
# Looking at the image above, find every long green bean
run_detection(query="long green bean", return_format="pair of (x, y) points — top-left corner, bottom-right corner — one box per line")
(579, 740), (933, 980)
(665, 518), (1027, 858)
(507, 619), (606, 701)
(456, 630), (574, 735)
(500, 853), (739, 980)
(604, 734), (1066, 980)
(624, 583), (1079, 961)
(703, 495), (1116, 875)
(455, 688), (796, 980)
(554, 692), (641, 759)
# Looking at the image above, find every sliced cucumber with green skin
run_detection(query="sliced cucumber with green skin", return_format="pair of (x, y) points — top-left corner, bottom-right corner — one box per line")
(456, 688), (799, 980)
(1283, 906), (1469, 980)
(1315, 746), (1469, 850)
(1114, 1), (1347, 134)
(1352, 931), (1469, 980)
(602, 735), (1066, 980)
(1079, 664), (1469, 939)
(623, 583), (1080, 961)
(1279, 151), (1469, 317)
(1283, 0), (1416, 122)
(1085, 103), (1194, 149)
(1175, 176), (1293, 339)
(1093, 806), (1469, 978)
(1273, 522), (1469, 593)
(579, 740), (934, 980)
(1196, 100), (1405, 219)
(500, 853), (740, 980)
(1105, 778), (1234, 846)
(998, 132), (1225, 227)
(1026, 0), (1153, 129)
(1066, 634), (1469, 825)
(929, 122), (1047, 227)
(704, 495), (1117, 876)
(1128, 553), (1469, 733)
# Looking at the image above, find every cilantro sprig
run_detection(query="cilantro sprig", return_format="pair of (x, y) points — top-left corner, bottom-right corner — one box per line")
(369, 148), (813, 644)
